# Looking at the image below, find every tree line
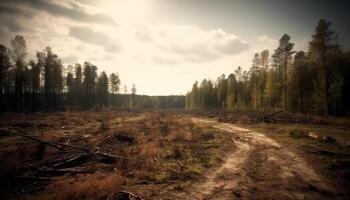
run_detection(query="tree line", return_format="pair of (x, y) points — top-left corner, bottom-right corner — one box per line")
(186, 19), (350, 116)
(0, 36), (184, 112)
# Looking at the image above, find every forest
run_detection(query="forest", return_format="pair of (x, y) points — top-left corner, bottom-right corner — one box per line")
(0, 38), (184, 112)
(1, 19), (349, 116)
(186, 19), (350, 116)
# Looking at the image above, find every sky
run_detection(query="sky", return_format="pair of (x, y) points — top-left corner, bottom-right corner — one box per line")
(0, 0), (349, 95)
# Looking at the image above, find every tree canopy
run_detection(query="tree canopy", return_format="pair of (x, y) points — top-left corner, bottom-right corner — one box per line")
(0, 36), (185, 112)
(186, 19), (350, 116)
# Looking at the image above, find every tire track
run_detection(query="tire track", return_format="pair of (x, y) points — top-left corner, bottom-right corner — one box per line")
(190, 118), (335, 200)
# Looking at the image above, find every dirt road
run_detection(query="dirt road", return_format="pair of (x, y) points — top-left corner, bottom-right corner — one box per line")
(190, 118), (336, 200)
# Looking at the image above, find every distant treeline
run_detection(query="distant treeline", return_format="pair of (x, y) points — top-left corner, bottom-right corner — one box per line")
(186, 19), (350, 116)
(0, 36), (184, 112)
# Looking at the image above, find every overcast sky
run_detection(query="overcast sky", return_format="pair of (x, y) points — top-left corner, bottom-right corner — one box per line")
(0, 0), (349, 95)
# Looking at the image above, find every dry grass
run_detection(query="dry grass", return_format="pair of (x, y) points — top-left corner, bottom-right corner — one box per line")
(41, 172), (124, 200)
(0, 111), (233, 199)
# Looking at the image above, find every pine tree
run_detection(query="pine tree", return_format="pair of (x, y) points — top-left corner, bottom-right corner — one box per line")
(97, 71), (109, 107)
(216, 74), (227, 109)
(131, 83), (137, 108)
(190, 81), (199, 109)
(250, 53), (260, 110)
(66, 68), (74, 108)
(28, 59), (41, 110)
(0, 45), (11, 111)
(11, 35), (27, 111)
(226, 73), (237, 111)
(259, 50), (269, 109)
(82, 62), (97, 109)
(309, 19), (340, 115)
(109, 73), (120, 108)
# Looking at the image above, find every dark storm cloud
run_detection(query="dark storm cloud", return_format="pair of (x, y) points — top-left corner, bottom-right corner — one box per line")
(69, 26), (120, 53)
(0, 0), (116, 25)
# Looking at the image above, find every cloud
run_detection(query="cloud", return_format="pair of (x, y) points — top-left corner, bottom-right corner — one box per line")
(0, 0), (116, 25)
(0, 4), (36, 33)
(88, 54), (114, 62)
(62, 55), (79, 63)
(152, 55), (180, 65)
(136, 25), (248, 64)
(256, 35), (278, 48)
(0, 3), (35, 19)
(212, 30), (250, 54)
(1, 19), (25, 32)
(0, 29), (12, 45)
(135, 25), (152, 42)
(69, 26), (121, 53)
(74, 0), (101, 6)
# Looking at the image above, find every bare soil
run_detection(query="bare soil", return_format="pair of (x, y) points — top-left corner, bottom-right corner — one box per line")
(190, 118), (340, 199)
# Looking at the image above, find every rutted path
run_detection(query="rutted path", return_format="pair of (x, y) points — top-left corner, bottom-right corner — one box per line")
(190, 118), (335, 200)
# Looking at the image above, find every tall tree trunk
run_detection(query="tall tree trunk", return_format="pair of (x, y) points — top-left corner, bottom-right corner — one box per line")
(284, 54), (287, 111)
(322, 44), (328, 116)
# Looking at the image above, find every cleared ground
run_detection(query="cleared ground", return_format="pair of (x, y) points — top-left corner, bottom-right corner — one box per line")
(191, 118), (340, 199)
(0, 111), (349, 199)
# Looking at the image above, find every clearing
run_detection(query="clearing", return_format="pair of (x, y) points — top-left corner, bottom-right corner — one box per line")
(0, 111), (349, 199)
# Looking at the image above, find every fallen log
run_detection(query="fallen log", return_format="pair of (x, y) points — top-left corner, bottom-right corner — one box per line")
(53, 154), (90, 168)
(262, 109), (285, 122)
(11, 131), (93, 153)
(118, 191), (145, 200)
(16, 176), (52, 181)
(44, 154), (83, 166)
(21, 181), (46, 193)
(11, 131), (128, 163)
(94, 151), (133, 163)
(95, 135), (112, 146)
(131, 179), (178, 185)
(11, 132), (64, 151)
(36, 167), (93, 175)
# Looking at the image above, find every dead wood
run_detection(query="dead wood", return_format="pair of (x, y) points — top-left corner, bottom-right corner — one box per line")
(16, 176), (52, 181)
(94, 151), (135, 163)
(132, 179), (178, 185)
(95, 135), (112, 146)
(11, 132), (64, 151)
(52, 154), (90, 168)
(21, 181), (46, 193)
(118, 191), (145, 200)
(11, 131), (127, 163)
(262, 109), (285, 122)
(36, 167), (93, 175)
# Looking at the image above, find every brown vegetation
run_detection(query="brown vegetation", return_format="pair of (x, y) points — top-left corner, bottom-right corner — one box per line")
(0, 111), (232, 200)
